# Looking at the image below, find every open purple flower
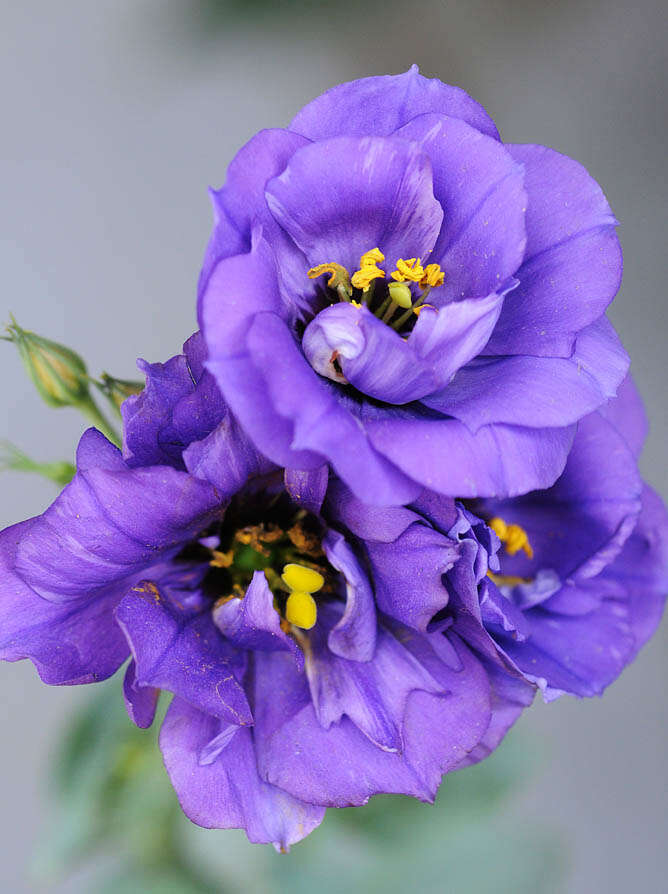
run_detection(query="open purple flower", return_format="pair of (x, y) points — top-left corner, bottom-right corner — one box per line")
(1, 330), (664, 848)
(0, 335), (530, 849)
(199, 66), (628, 505)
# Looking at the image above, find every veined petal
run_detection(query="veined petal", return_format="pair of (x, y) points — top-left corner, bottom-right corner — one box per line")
(116, 582), (252, 727)
(303, 303), (437, 404)
(213, 571), (303, 670)
(366, 413), (575, 499)
(366, 522), (459, 632)
(0, 520), (129, 685)
(424, 316), (629, 431)
(160, 697), (324, 850)
(265, 136), (443, 275)
(394, 113), (527, 303)
(322, 533), (376, 662)
(485, 144), (622, 357)
(13, 429), (223, 603)
(289, 66), (499, 141)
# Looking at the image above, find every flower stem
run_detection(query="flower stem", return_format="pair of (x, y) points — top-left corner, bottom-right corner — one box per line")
(78, 396), (122, 447)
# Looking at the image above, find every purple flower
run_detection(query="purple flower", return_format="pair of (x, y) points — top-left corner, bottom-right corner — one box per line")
(1, 328), (664, 848)
(198, 67), (628, 506)
(0, 336), (528, 849)
(434, 376), (666, 703)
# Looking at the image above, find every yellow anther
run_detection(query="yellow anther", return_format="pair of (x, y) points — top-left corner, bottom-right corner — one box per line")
(359, 247), (385, 267)
(391, 258), (425, 283)
(387, 282), (413, 308)
(285, 590), (318, 630)
(281, 563), (324, 593)
(420, 263), (445, 288)
(351, 264), (385, 290)
(307, 262), (352, 297)
(488, 517), (534, 559)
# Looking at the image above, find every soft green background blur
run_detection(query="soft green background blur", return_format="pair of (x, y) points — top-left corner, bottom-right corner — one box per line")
(1, 1), (666, 891)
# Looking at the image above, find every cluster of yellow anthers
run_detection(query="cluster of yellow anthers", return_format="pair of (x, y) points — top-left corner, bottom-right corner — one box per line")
(307, 248), (444, 296)
(488, 517), (534, 559)
(281, 562), (324, 630)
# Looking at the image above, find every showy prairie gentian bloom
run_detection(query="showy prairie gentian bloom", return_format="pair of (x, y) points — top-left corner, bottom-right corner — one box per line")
(199, 66), (628, 505)
(0, 335), (665, 849)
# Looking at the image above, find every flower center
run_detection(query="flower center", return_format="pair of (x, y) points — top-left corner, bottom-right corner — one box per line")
(307, 247), (444, 333)
(186, 490), (336, 631)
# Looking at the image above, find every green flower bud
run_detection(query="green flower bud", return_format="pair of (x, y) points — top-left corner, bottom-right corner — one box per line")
(5, 318), (90, 408)
(96, 373), (144, 415)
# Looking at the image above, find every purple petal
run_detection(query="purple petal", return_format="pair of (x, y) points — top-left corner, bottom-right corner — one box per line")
(366, 413), (575, 498)
(123, 659), (159, 729)
(14, 430), (224, 602)
(480, 411), (642, 584)
(303, 303), (437, 404)
(604, 484), (668, 657)
(116, 582), (252, 726)
(425, 316), (629, 430)
(395, 113), (527, 302)
(455, 660), (534, 768)
(485, 144), (622, 357)
(212, 571), (303, 670)
(183, 409), (275, 497)
(322, 531), (376, 661)
(0, 519), (129, 684)
(265, 136), (443, 275)
(306, 607), (441, 752)
(160, 697), (324, 849)
(122, 332), (226, 470)
(598, 373), (648, 459)
(244, 312), (421, 506)
(200, 128), (310, 301)
(200, 238), (325, 471)
(254, 646), (489, 806)
(284, 465), (329, 514)
(290, 66), (499, 141)
(366, 522), (459, 631)
(408, 285), (511, 385)
(325, 478), (419, 544)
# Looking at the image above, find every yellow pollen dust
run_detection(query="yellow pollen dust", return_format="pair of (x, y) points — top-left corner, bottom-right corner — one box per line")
(391, 257), (425, 283)
(420, 263), (445, 288)
(281, 563), (324, 630)
(488, 517), (534, 559)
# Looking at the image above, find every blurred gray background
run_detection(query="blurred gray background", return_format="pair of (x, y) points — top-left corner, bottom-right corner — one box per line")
(1, 1), (666, 891)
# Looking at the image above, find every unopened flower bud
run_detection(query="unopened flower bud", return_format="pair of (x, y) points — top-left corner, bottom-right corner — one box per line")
(5, 318), (90, 408)
(97, 372), (144, 415)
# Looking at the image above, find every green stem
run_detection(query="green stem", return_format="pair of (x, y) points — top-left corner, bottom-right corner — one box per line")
(78, 396), (122, 447)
